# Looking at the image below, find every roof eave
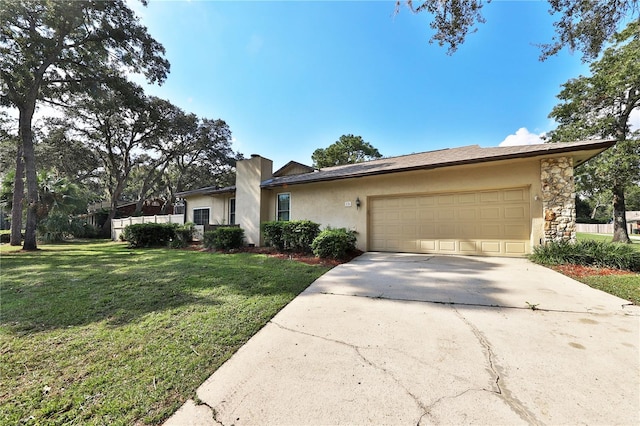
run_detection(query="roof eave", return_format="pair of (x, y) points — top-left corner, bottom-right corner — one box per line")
(260, 140), (615, 189)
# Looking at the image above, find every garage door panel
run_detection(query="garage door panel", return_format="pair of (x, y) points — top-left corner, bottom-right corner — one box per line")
(438, 194), (455, 205)
(504, 224), (528, 239)
(480, 191), (500, 203)
(458, 208), (477, 220)
(504, 206), (526, 219)
(480, 207), (501, 220)
(419, 210), (436, 220)
(369, 187), (531, 256)
(505, 242), (527, 254)
(458, 193), (477, 204)
(504, 188), (527, 202)
(420, 240), (436, 250)
(438, 241), (456, 251)
(437, 223), (456, 237)
(419, 224), (436, 237)
(419, 196), (436, 207)
(480, 224), (501, 238)
(480, 241), (501, 254)
(460, 241), (477, 252)
(438, 209), (455, 219)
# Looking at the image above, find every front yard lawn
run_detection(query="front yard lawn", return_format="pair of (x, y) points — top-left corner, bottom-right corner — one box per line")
(0, 241), (331, 425)
(563, 233), (640, 304)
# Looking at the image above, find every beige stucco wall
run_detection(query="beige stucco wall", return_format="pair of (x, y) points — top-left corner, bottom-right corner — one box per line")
(263, 157), (553, 252)
(236, 155), (273, 246)
(184, 194), (233, 225)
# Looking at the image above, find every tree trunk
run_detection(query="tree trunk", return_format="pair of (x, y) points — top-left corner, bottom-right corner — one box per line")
(19, 105), (38, 251)
(101, 179), (126, 236)
(611, 184), (631, 243)
(590, 202), (600, 220)
(10, 145), (24, 246)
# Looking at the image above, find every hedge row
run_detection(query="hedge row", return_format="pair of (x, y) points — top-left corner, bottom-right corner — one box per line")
(121, 220), (358, 260)
(261, 220), (320, 253)
(121, 222), (195, 248)
(262, 220), (357, 259)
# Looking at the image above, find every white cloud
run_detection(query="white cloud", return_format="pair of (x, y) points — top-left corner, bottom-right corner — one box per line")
(499, 127), (545, 147)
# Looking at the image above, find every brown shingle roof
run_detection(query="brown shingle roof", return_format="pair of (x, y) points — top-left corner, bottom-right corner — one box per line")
(261, 140), (615, 188)
(175, 185), (236, 198)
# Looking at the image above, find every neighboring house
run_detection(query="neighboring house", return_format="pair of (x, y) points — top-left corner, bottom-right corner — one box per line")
(176, 140), (614, 257)
(86, 198), (173, 229)
(627, 211), (640, 234)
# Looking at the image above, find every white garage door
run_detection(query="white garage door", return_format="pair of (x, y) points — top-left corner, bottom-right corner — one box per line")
(369, 187), (531, 256)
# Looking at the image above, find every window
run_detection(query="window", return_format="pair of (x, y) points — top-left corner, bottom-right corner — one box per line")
(277, 193), (290, 221)
(229, 198), (236, 225)
(193, 208), (210, 226)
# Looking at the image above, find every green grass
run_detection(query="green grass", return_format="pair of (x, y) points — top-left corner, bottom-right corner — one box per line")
(577, 232), (640, 249)
(576, 274), (640, 305)
(564, 233), (640, 304)
(0, 240), (331, 425)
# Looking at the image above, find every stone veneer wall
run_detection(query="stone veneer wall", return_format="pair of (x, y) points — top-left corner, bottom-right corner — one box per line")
(540, 157), (576, 243)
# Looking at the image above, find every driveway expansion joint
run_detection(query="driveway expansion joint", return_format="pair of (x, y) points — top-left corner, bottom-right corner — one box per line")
(315, 290), (626, 316)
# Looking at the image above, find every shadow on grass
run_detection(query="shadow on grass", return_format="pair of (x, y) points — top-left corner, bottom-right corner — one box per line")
(1, 242), (327, 334)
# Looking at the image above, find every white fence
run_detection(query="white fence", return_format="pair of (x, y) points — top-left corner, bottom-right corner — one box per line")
(111, 214), (184, 241)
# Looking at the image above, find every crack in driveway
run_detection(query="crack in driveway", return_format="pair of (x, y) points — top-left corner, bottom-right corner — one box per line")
(451, 306), (541, 425)
(269, 320), (429, 423)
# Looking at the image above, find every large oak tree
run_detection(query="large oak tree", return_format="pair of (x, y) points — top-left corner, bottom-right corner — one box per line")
(0, 0), (169, 249)
(547, 22), (640, 243)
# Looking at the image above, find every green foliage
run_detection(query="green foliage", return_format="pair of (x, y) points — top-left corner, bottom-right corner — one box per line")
(399, 0), (638, 61)
(529, 240), (640, 272)
(203, 226), (245, 250)
(171, 222), (196, 248)
(261, 220), (321, 253)
(261, 221), (287, 251)
(547, 21), (640, 242)
(311, 228), (358, 259)
(0, 0), (170, 251)
(122, 223), (177, 248)
(36, 212), (97, 242)
(284, 220), (321, 253)
(312, 134), (382, 168)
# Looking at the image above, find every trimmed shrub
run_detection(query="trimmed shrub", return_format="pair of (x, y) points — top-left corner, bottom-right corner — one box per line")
(261, 220), (320, 253)
(283, 220), (320, 253)
(311, 228), (357, 260)
(204, 226), (245, 250)
(529, 240), (640, 272)
(123, 223), (177, 248)
(261, 221), (287, 251)
(171, 222), (196, 248)
(0, 233), (10, 243)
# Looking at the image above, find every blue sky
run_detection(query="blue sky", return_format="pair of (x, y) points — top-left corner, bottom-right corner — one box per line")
(129, 0), (592, 169)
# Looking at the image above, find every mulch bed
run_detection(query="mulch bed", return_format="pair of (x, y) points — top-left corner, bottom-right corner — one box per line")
(551, 264), (636, 278)
(183, 242), (362, 267)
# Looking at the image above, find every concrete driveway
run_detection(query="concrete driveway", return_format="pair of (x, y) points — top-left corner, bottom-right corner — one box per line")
(166, 253), (639, 425)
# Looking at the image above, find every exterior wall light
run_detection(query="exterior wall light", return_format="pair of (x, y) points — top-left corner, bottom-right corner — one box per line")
(355, 197), (361, 209)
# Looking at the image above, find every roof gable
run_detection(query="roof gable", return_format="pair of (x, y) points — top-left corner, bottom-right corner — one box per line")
(272, 161), (315, 177)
